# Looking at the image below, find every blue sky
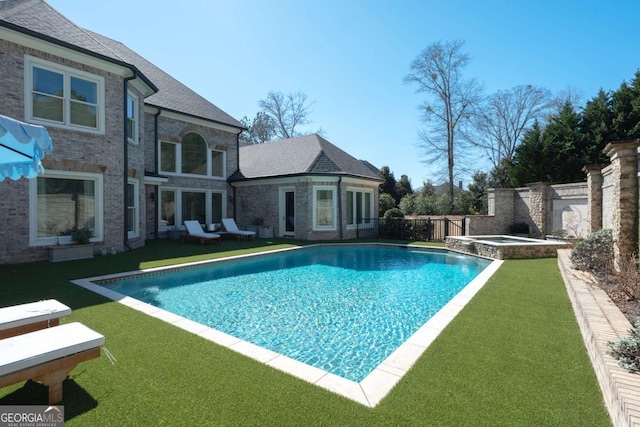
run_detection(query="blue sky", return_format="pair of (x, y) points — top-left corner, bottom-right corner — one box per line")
(48, 0), (640, 188)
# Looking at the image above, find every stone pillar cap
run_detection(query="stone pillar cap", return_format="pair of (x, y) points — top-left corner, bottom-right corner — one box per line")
(602, 139), (640, 156)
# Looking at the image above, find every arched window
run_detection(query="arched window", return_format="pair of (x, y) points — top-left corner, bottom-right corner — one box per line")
(181, 132), (207, 175)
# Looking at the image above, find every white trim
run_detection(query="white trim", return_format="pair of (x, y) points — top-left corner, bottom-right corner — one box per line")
(143, 175), (169, 185)
(158, 135), (227, 180)
(158, 187), (227, 230)
(231, 175), (380, 188)
(279, 187), (296, 237)
(346, 187), (375, 229)
(127, 178), (140, 239)
(24, 55), (105, 134)
(29, 170), (104, 247)
(211, 148), (226, 179)
(312, 185), (337, 231)
(126, 90), (139, 144)
(145, 107), (242, 134)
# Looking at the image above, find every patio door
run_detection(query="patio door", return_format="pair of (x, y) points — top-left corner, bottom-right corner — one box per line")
(279, 187), (295, 237)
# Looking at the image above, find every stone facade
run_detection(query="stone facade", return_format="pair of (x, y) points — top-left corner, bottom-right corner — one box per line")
(601, 140), (640, 268)
(467, 182), (589, 240)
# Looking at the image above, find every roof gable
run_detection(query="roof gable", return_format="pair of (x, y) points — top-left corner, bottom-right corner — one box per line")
(87, 31), (243, 128)
(0, 0), (242, 129)
(235, 134), (382, 181)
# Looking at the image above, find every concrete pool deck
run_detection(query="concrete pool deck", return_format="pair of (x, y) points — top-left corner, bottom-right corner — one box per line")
(71, 245), (502, 408)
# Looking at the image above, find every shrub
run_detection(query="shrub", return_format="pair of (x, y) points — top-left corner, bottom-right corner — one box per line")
(608, 318), (640, 372)
(383, 208), (404, 219)
(378, 218), (411, 239)
(378, 193), (396, 217)
(71, 227), (93, 245)
(398, 194), (415, 215)
(615, 254), (640, 301)
(570, 229), (613, 274)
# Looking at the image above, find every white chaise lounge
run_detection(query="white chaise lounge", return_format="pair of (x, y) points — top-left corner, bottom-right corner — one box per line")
(0, 299), (71, 339)
(221, 218), (256, 240)
(0, 322), (104, 404)
(183, 220), (221, 244)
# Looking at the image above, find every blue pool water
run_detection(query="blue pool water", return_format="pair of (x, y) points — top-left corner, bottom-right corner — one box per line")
(106, 245), (490, 381)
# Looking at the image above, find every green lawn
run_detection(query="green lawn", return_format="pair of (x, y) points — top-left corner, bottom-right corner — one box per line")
(0, 240), (611, 426)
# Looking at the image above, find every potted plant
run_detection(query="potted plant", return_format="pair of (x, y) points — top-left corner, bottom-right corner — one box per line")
(49, 228), (94, 262)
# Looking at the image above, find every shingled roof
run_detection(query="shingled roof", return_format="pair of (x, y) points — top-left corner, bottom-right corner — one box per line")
(87, 30), (243, 128)
(230, 134), (383, 182)
(0, 0), (243, 129)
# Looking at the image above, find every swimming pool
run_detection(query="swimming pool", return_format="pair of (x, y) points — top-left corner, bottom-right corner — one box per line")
(74, 244), (502, 406)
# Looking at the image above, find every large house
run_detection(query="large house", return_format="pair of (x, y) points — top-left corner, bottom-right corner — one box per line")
(0, 0), (381, 265)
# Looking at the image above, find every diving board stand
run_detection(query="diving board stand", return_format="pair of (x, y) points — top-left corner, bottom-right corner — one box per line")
(0, 322), (104, 404)
(0, 299), (71, 339)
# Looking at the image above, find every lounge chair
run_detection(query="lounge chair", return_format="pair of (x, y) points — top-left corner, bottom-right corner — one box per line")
(0, 322), (104, 404)
(221, 218), (256, 240)
(183, 220), (221, 244)
(0, 299), (71, 339)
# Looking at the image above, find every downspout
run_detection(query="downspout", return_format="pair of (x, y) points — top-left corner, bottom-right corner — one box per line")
(233, 132), (240, 218)
(123, 74), (136, 251)
(153, 109), (161, 239)
(337, 176), (343, 239)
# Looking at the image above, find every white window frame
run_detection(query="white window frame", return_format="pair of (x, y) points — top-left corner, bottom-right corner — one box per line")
(158, 138), (226, 179)
(312, 185), (337, 231)
(126, 90), (138, 144)
(127, 178), (139, 239)
(29, 170), (104, 247)
(24, 55), (105, 134)
(159, 141), (179, 174)
(158, 188), (227, 230)
(210, 148), (226, 178)
(346, 187), (374, 229)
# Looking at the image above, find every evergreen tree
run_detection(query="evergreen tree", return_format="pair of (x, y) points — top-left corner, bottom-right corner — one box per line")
(395, 175), (414, 202)
(611, 71), (640, 140)
(579, 89), (614, 164)
(378, 166), (398, 201)
(468, 171), (488, 214)
(509, 122), (550, 186)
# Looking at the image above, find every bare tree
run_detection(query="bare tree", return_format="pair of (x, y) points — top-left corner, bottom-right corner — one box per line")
(240, 112), (276, 144)
(404, 40), (482, 207)
(474, 85), (552, 167)
(259, 91), (315, 140)
(546, 86), (583, 121)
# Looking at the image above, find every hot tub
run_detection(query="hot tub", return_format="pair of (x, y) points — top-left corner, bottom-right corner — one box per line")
(446, 235), (569, 259)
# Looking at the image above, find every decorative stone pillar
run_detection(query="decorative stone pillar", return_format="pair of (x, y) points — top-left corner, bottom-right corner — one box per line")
(489, 188), (515, 233)
(582, 165), (604, 234)
(526, 182), (548, 238)
(603, 139), (640, 269)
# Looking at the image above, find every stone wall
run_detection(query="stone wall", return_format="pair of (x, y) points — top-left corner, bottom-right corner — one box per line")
(601, 140), (640, 268)
(471, 183), (589, 240)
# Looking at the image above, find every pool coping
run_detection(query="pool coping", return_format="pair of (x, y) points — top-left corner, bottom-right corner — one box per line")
(71, 243), (503, 408)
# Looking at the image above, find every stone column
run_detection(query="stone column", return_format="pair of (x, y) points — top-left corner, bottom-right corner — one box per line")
(489, 188), (515, 234)
(526, 182), (548, 238)
(603, 139), (640, 269)
(582, 165), (604, 234)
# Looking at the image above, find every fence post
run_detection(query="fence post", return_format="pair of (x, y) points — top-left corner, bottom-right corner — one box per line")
(444, 218), (449, 237)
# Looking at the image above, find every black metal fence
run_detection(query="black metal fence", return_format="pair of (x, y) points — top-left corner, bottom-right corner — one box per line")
(356, 217), (466, 241)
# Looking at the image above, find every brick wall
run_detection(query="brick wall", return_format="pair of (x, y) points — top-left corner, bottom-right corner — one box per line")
(0, 40), (130, 263)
